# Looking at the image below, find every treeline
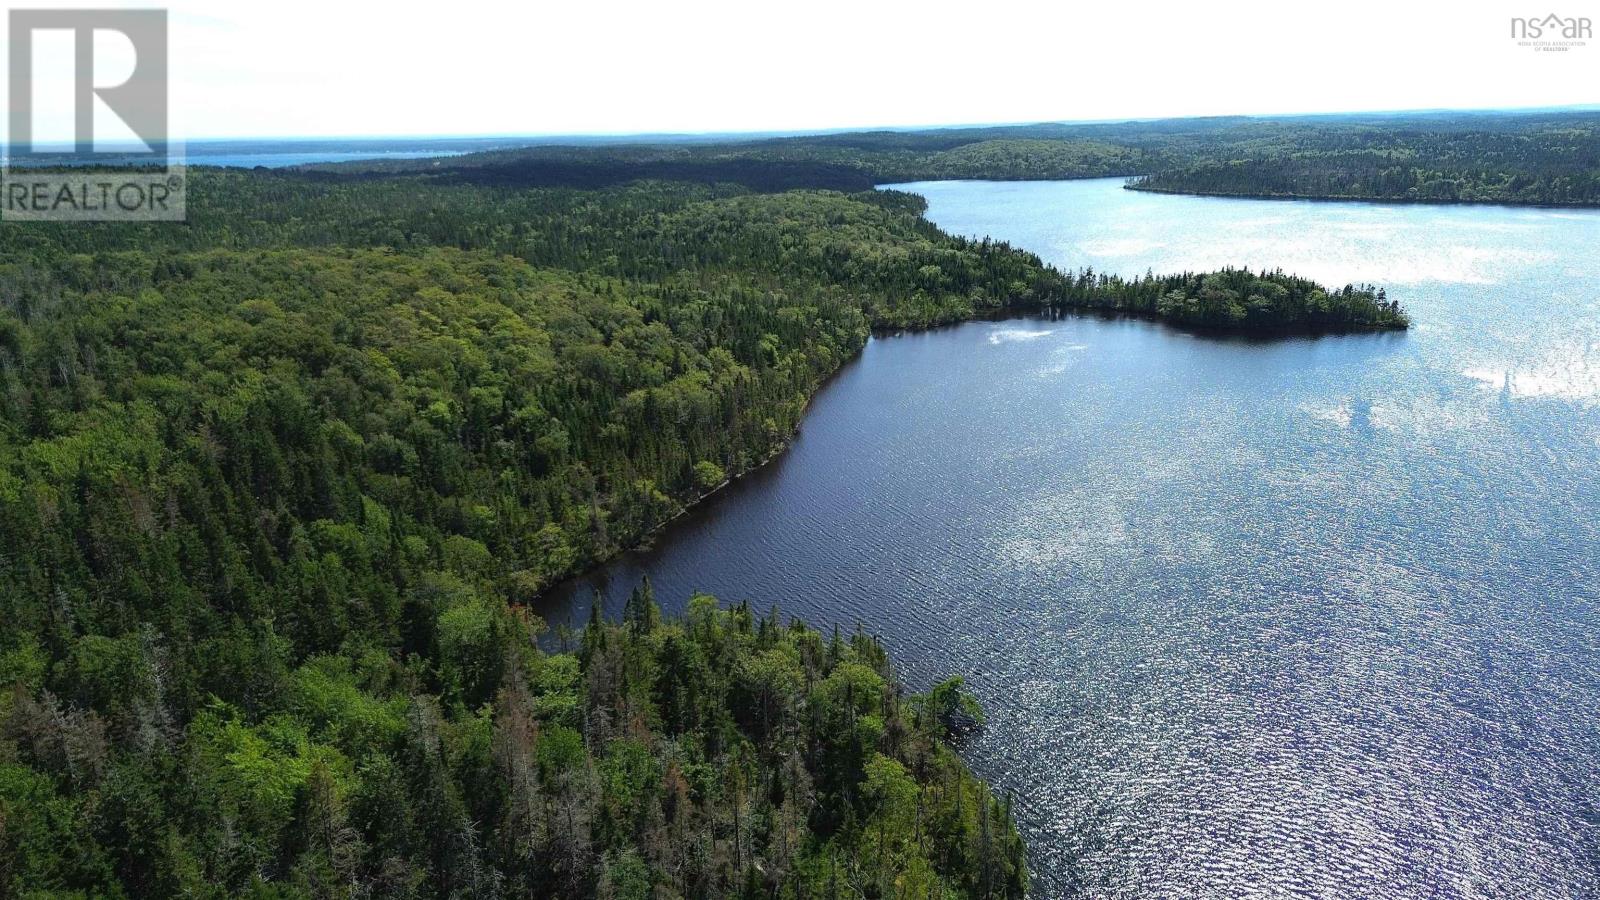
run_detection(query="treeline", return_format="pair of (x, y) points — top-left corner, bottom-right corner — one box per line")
(310, 139), (1143, 187)
(397, 157), (876, 194)
(326, 109), (1600, 205)
(1127, 153), (1600, 205)
(1118, 113), (1600, 205)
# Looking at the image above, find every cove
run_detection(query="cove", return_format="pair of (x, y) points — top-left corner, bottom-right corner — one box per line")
(539, 177), (1600, 898)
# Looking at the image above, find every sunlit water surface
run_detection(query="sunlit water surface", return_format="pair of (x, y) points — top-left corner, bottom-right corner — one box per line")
(542, 178), (1600, 898)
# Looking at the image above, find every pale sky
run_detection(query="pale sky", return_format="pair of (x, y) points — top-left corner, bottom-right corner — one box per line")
(5, 0), (1599, 141)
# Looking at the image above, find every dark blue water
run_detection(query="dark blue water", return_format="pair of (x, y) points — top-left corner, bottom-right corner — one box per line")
(542, 178), (1600, 898)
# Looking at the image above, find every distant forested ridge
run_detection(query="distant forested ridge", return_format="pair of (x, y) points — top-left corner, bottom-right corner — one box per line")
(316, 136), (1147, 187)
(327, 109), (1600, 206)
(0, 120), (1413, 897)
(1120, 111), (1600, 205)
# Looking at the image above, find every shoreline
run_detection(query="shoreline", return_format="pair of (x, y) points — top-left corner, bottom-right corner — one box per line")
(530, 299), (1045, 612)
(532, 182), (1408, 613)
(531, 297), (1403, 616)
(1124, 181), (1600, 211)
(529, 335), (870, 610)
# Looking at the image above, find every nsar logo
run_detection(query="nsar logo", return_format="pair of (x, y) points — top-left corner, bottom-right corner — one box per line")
(1510, 13), (1592, 52)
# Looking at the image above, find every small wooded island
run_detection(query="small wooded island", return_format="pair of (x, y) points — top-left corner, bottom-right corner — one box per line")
(1048, 266), (1408, 332)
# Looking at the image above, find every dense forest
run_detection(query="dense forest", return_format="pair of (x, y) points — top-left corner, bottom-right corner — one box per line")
(3, 569), (1025, 898)
(330, 110), (1600, 206)
(0, 179), (1020, 898)
(0, 136), (1405, 897)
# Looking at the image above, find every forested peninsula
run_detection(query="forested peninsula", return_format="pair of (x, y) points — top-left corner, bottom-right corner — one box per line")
(1119, 112), (1600, 206)
(0, 118), (1422, 898)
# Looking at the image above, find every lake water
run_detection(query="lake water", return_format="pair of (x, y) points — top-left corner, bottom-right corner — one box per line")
(188, 149), (467, 168)
(540, 178), (1600, 898)
(4, 140), (490, 168)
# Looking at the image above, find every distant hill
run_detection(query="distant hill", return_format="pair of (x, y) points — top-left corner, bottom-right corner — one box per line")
(299, 109), (1600, 205)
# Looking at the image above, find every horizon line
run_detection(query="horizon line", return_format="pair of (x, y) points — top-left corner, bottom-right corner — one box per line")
(72, 101), (1600, 146)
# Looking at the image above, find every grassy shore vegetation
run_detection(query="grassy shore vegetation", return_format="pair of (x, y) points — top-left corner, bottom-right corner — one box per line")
(0, 147), (1403, 897)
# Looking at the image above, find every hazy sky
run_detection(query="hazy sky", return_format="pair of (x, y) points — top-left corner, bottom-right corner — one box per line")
(6, 0), (1599, 141)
